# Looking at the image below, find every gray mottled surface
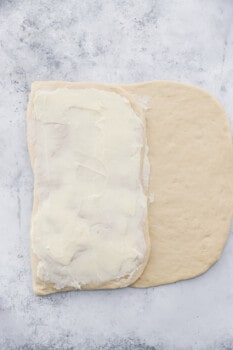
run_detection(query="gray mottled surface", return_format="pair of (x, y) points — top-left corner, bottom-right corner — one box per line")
(0, 0), (233, 349)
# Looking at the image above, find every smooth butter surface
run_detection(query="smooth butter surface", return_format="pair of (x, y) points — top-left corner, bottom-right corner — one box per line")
(30, 87), (148, 290)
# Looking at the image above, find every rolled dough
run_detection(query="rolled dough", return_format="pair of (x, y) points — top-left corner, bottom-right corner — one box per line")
(27, 80), (233, 293)
(124, 81), (233, 287)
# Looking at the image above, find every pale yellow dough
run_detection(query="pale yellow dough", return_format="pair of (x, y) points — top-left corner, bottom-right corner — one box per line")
(27, 80), (233, 293)
(27, 82), (150, 295)
(124, 81), (233, 287)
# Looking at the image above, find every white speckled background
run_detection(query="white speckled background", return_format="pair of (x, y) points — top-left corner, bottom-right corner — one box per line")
(1, 0), (233, 349)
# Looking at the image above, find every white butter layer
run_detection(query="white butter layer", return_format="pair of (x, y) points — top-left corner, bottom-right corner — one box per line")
(31, 88), (148, 289)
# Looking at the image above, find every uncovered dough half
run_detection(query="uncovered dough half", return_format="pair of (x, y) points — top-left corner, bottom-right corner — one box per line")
(124, 81), (233, 287)
(27, 82), (150, 295)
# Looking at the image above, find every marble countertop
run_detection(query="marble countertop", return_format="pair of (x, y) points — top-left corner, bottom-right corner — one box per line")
(1, 0), (233, 349)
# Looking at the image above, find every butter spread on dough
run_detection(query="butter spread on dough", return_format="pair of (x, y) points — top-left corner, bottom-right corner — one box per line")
(124, 81), (233, 287)
(29, 87), (149, 291)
